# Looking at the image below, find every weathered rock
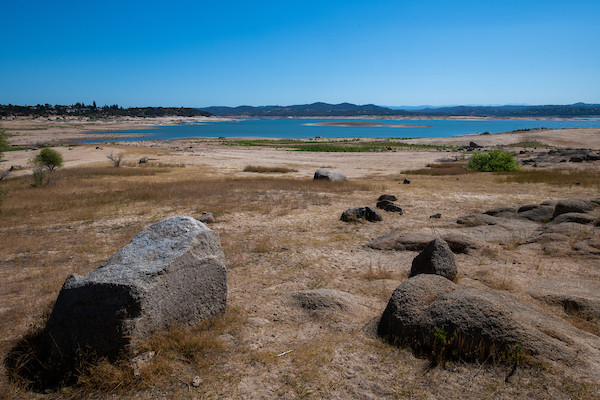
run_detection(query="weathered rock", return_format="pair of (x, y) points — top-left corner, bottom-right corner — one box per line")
(9, 165), (23, 171)
(313, 168), (347, 182)
(378, 194), (397, 202)
(341, 206), (382, 222)
(410, 239), (457, 281)
(550, 212), (596, 225)
(367, 232), (429, 251)
(513, 205), (554, 222)
(484, 206), (517, 218)
(441, 232), (484, 254)
(366, 231), (481, 254)
(378, 275), (457, 341)
(198, 211), (215, 224)
(403, 179), (411, 184)
(378, 275), (593, 363)
(43, 216), (227, 359)
(376, 200), (403, 213)
(553, 198), (595, 218)
(429, 213), (441, 219)
(291, 289), (358, 312)
(469, 141), (481, 148)
(456, 214), (500, 226)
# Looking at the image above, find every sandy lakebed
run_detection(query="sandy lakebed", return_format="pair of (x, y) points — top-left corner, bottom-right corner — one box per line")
(1, 117), (600, 399)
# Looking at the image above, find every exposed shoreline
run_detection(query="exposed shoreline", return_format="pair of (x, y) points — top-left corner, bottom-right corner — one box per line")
(302, 121), (429, 128)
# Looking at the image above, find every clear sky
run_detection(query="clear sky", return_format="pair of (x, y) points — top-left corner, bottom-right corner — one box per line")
(1, 0), (599, 107)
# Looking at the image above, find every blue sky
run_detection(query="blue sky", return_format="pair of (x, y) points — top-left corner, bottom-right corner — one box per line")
(1, 0), (599, 107)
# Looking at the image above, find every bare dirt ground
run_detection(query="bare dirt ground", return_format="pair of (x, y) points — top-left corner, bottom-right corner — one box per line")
(1, 119), (599, 399)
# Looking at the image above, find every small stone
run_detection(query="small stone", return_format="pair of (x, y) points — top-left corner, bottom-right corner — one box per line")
(403, 179), (411, 184)
(430, 213), (441, 219)
(192, 376), (201, 387)
(378, 194), (398, 202)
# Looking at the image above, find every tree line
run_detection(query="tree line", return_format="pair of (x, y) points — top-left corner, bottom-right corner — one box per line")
(0, 103), (213, 118)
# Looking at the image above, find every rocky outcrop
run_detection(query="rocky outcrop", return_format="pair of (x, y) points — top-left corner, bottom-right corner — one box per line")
(366, 232), (482, 254)
(378, 275), (599, 364)
(553, 198), (595, 218)
(409, 239), (457, 281)
(43, 216), (227, 360)
(313, 168), (347, 182)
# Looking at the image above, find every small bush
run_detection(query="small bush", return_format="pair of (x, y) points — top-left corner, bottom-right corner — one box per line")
(466, 149), (520, 172)
(107, 152), (125, 167)
(33, 148), (63, 171)
(31, 148), (63, 187)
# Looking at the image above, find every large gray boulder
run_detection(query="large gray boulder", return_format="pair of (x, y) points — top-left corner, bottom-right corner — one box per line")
(409, 238), (457, 281)
(378, 275), (599, 364)
(43, 216), (227, 359)
(313, 168), (347, 182)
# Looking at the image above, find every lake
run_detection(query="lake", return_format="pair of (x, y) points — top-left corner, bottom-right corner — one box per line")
(86, 118), (600, 142)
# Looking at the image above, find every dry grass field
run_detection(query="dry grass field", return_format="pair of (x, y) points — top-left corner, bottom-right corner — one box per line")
(1, 123), (600, 399)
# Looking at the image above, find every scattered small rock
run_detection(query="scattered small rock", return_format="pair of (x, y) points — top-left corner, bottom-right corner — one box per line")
(139, 157), (149, 164)
(430, 213), (441, 219)
(341, 206), (382, 222)
(376, 200), (403, 214)
(198, 211), (215, 224)
(403, 179), (411, 184)
(378, 194), (397, 202)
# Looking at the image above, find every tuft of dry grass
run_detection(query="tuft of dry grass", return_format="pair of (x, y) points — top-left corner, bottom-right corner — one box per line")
(402, 162), (475, 176)
(501, 168), (600, 188)
(361, 264), (396, 280)
(243, 165), (298, 173)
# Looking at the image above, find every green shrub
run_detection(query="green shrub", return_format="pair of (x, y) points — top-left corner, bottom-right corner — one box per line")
(466, 149), (520, 172)
(33, 148), (63, 171)
(31, 148), (63, 187)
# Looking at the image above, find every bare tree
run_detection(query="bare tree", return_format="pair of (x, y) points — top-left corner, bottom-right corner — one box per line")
(107, 152), (124, 167)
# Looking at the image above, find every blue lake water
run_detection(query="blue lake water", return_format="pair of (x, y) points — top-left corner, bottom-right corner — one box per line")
(86, 118), (600, 142)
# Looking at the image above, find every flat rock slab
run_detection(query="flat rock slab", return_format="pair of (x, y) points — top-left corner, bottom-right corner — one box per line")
(44, 216), (227, 359)
(291, 289), (359, 312)
(378, 275), (600, 366)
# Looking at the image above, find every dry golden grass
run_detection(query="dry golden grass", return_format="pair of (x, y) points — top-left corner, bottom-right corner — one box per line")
(1, 155), (600, 399)
(402, 161), (475, 176)
(243, 165), (299, 173)
(501, 168), (600, 188)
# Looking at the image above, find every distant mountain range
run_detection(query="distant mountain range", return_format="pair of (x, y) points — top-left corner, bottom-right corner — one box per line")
(203, 102), (600, 118)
